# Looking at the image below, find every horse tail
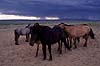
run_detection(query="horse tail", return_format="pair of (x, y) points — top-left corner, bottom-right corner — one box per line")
(89, 28), (95, 39)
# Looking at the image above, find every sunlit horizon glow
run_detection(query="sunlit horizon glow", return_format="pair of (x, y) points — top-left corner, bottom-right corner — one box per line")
(45, 17), (60, 20)
(0, 14), (41, 20)
(0, 14), (60, 20)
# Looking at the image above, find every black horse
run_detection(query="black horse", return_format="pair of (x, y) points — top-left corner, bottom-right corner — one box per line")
(29, 23), (70, 60)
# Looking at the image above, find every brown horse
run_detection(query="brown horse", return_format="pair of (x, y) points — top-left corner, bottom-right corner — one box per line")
(58, 23), (95, 49)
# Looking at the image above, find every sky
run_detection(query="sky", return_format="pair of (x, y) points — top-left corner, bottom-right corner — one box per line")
(0, 0), (100, 20)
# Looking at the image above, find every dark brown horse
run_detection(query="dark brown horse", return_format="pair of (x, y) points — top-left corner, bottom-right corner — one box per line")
(58, 23), (95, 49)
(34, 24), (70, 57)
(29, 23), (70, 60)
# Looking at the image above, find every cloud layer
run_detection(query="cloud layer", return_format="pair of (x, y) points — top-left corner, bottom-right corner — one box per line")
(0, 0), (100, 20)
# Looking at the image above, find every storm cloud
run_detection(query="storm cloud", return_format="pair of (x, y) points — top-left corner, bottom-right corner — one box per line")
(0, 0), (100, 20)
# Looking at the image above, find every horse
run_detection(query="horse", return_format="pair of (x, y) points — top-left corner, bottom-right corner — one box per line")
(58, 23), (95, 49)
(34, 24), (70, 57)
(29, 23), (70, 60)
(14, 24), (32, 45)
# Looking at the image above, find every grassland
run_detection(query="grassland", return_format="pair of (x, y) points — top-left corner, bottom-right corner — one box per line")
(0, 20), (100, 66)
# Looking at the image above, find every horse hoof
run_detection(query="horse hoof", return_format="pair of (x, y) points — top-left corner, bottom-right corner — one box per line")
(67, 47), (71, 51)
(69, 45), (72, 48)
(59, 51), (62, 54)
(35, 55), (38, 57)
(57, 49), (60, 52)
(73, 47), (77, 49)
(15, 43), (19, 45)
(43, 58), (46, 61)
(48, 58), (52, 61)
(83, 46), (87, 47)
(69, 49), (72, 51)
(83, 45), (87, 47)
(25, 40), (29, 42)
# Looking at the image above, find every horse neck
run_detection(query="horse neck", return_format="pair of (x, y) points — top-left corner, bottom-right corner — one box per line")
(36, 26), (50, 40)
(36, 25), (50, 34)
(26, 26), (32, 29)
(52, 26), (62, 31)
(25, 24), (31, 28)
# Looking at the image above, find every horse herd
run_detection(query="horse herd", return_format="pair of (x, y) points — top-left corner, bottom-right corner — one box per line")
(14, 23), (95, 61)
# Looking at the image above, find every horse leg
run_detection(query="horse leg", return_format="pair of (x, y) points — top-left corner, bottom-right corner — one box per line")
(73, 38), (77, 49)
(57, 41), (60, 52)
(83, 37), (88, 47)
(62, 37), (71, 51)
(15, 34), (20, 45)
(59, 40), (62, 54)
(77, 37), (80, 43)
(42, 44), (46, 60)
(35, 44), (39, 57)
(69, 38), (72, 48)
(26, 34), (29, 42)
(48, 44), (52, 60)
(67, 38), (69, 47)
(27, 34), (30, 42)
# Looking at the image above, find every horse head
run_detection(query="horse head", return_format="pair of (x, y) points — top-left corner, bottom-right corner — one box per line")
(34, 23), (39, 26)
(58, 23), (65, 29)
(29, 23), (40, 46)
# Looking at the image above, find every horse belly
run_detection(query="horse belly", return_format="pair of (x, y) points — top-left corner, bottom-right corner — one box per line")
(42, 32), (60, 44)
(65, 25), (90, 38)
(73, 28), (89, 37)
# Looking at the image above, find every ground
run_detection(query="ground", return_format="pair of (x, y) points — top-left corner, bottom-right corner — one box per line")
(0, 23), (100, 66)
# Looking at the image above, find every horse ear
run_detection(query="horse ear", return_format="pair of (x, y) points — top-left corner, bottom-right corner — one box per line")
(34, 23), (39, 26)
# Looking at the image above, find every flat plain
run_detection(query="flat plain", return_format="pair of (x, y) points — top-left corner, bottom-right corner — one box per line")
(0, 21), (100, 66)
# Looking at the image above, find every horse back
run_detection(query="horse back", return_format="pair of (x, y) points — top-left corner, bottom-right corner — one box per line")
(64, 25), (91, 37)
(15, 28), (30, 35)
(40, 26), (65, 44)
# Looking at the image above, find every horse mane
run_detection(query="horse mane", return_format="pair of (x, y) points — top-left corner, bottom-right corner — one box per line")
(64, 23), (74, 26)
(33, 23), (50, 29)
(65, 24), (74, 26)
(32, 24), (51, 32)
(81, 24), (88, 25)
(39, 25), (51, 30)
(25, 23), (31, 28)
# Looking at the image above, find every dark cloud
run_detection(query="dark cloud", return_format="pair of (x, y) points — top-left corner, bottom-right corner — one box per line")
(0, 0), (100, 20)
